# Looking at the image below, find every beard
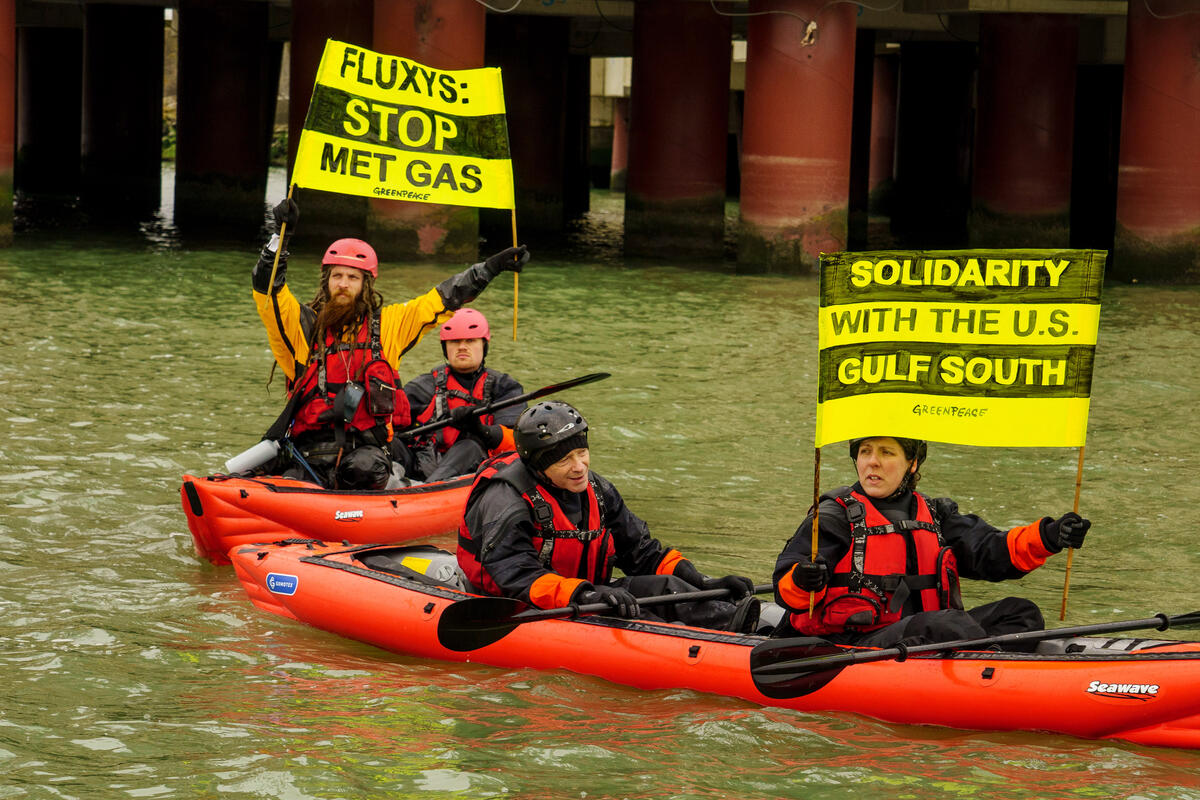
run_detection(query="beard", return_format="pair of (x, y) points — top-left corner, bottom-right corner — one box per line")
(314, 291), (363, 340)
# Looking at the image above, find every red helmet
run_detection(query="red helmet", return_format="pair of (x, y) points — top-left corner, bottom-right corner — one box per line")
(322, 238), (378, 277)
(440, 308), (491, 342)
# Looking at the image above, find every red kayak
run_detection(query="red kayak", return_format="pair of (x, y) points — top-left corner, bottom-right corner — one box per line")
(229, 538), (1200, 750)
(181, 473), (470, 565)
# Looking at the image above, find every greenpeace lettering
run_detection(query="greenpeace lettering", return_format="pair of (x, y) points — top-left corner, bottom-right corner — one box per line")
(291, 39), (515, 210)
(816, 249), (1106, 448)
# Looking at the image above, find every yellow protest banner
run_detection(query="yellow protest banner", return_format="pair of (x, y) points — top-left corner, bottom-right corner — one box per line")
(291, 39), (515, 210)
(816, 249), (1106, 448)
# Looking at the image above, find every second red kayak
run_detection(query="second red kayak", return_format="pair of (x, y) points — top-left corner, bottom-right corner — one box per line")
(180, 473), (471, 565)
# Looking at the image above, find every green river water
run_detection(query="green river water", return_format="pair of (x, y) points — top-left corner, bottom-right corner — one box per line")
(3, 177), (1200, 798)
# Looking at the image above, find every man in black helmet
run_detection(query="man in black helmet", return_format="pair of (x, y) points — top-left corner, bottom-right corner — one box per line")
(772, 436), (1091, 648)
(457, 401), (762, 632)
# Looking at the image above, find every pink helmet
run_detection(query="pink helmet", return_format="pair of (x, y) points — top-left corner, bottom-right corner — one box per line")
(440, 308), (491, 342)
(322, 238), (378, 277)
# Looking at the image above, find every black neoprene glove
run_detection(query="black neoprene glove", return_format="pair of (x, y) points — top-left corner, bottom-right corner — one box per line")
(448, 406), (503, 450)
(272, 197), (299, 234)
(702, 575), (755, 600)
(482, 245), (530, 278)
(790, 555), (829, 592)
(577, 584), (640, 618)
(1041, 512), (1091, 552)
(672, 561), (754, 599)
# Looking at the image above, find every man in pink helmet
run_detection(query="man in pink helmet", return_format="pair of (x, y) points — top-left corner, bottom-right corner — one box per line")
(403, 308), (525, 482)
(250, 197), (529, 490)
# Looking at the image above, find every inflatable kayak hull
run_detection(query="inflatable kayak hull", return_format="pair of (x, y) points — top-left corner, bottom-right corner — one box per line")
(227, 539), (1200, 750)
(181, 474), (471, 565)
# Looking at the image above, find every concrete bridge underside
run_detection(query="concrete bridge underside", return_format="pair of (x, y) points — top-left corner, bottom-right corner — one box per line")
(6, 0), (1200, 280)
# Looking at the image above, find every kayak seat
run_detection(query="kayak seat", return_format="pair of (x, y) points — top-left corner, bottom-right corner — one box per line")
(356, 545), (468, 591)
(1034, 636), (1179, 655)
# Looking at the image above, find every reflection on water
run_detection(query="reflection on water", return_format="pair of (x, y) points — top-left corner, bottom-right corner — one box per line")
(3, 176), (1200, 796)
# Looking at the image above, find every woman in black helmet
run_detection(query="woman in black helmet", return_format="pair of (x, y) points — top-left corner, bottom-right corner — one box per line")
(457, 401), (762, 633)
(772, 436), (1091, 648)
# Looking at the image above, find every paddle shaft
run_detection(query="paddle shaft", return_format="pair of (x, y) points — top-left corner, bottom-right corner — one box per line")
(398, 372), (610, 440)
(754, 610), (1200, 678)
(508, 583), (773, 625)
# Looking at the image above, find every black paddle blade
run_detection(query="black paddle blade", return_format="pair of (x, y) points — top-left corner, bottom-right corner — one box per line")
(437, 596), (529, 652)
(749, 637), (847, 699)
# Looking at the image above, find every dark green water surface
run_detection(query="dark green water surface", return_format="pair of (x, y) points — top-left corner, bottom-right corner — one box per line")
(3, 187), (1200, 798)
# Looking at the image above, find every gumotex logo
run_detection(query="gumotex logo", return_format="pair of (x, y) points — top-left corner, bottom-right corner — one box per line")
(266, 573), (299, 595)
(335, 509), (364, 522)
(1086, 680), (1159, 701)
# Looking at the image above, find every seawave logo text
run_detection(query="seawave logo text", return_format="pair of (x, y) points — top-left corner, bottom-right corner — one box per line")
(1086, 680), (1159, 701)
(335, 509), (364, 522)
(266, 573), (300, 595)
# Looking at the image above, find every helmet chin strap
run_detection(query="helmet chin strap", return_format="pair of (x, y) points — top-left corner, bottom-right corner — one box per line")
(886, 460), (918, 500)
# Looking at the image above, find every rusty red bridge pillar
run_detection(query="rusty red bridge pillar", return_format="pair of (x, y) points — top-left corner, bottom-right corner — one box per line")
(370, 0), (484, 261)
(970, 14), (1077, 248)
(624, 0), (731, 261)
(738, 0), (856, 273)
(1113, 0), (1200, 282)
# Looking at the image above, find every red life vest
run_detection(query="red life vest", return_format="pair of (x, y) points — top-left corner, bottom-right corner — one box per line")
(414, 365), (496, 451)
(289, 312), (411, 442)
(790, 488), (962, 637)
(457, 452), (615, 595)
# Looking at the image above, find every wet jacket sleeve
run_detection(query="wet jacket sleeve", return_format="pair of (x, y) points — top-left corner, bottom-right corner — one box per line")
(773, 498), (852, 613)
(461, 481), (588, 609)
(436, 261), (504, 310)
(253, 282), (313, 383)
(378, 288), (455, 370)
(935, 499), (1050, 580)
(592, 474), (681, 578)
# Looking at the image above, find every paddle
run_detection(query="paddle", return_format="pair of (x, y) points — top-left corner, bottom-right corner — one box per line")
(749, 609), (1200, 699)
(438, 582), (772, 652)
(398, 371), (610, 440)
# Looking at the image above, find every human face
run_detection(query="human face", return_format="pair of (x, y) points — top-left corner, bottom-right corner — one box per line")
(445, 337), (485, 373)
(542, 447), (590, 493)
(327, 265), (364, 303)
(854, 437), (917, 499)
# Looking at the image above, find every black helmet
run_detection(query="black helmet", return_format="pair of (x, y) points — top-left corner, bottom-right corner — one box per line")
(849, 437), (927, 468)
(514, 401), (589, 471)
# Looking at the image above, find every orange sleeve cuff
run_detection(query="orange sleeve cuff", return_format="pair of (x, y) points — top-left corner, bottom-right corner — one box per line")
(777, 566), (825, 610)
(1007, 520), (1054, 572)
(488, 426), (516, 457)
(528, 573), (587, 609)
(656, 549), (686, 577)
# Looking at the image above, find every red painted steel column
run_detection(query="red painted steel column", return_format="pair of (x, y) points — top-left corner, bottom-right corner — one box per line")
(1114, 0), (1200, 282)
(970, 14), (1077, 248)
(81, 5), (163, 222)
(370, 0), (484, 261)
(288, 0), (373, 244)
(609, 97), (630, 192)
(175, 0), (272, 229)
(867, 53), (897, 214)
(624, 0), (730, 260)
(738, 0), (856, 273)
